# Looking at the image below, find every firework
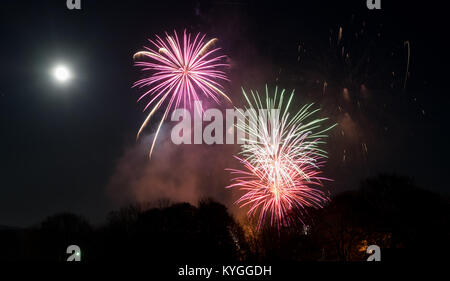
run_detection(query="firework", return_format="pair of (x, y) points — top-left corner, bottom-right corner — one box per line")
(133, 30), (231, 157)
(227, 86), (335, 229)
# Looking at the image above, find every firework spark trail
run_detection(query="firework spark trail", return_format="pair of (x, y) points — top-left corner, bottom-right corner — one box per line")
(227, 86), (336, 229)
(404, 40), (410, 90)
(133, 30), (231, 157)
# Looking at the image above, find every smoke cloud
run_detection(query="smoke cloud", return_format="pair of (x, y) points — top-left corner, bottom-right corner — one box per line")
(106, 126), (243, 213)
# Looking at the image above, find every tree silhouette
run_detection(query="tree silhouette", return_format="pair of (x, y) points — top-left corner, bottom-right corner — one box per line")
(0, 174), (448, 261)
(28, 213), (92, 261)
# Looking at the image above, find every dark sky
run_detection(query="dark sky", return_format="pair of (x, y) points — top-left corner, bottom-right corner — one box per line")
(0, 0), (448, 227)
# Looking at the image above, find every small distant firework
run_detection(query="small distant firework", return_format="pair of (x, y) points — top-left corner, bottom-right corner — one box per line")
(294, 18), (414, 165)
(227, 86), (336, 229)
(133, 30), (231, 157)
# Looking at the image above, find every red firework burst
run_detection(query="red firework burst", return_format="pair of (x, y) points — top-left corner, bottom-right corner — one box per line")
(227, 86), (335, 229)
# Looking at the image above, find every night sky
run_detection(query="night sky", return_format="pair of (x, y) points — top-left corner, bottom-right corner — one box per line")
(0, 0), (448, 227)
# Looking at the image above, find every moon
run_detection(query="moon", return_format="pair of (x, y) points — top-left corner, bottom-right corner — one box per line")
(53, 65), (71, 83)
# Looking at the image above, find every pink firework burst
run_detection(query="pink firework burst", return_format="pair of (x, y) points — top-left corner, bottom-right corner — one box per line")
(133, 30), (231, 156)
(227, 86), (335, 230)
